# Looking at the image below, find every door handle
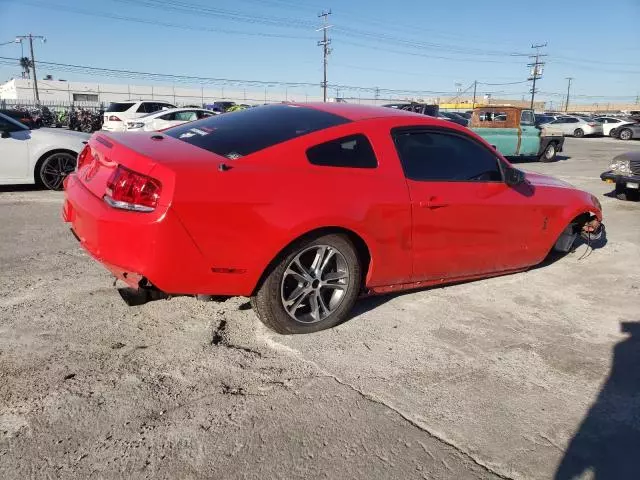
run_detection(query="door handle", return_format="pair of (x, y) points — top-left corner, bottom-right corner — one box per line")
(419, 197), (449, 209)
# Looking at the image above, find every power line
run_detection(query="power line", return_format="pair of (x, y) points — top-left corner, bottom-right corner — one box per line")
(17, 0), (314, 40)
(0, 56), (635, 102)
(115, 0), (318, 28)
(477, 80), (530, 86)
(317, 10), (332, 103)
(336, 39), (523, 64)
(11, 0), (637, 73)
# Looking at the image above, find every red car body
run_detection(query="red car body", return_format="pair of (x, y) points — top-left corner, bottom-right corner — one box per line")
(63, 103), (602, 300)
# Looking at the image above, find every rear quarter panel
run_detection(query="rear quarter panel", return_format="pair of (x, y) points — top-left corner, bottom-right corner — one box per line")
(169, 118), (414, 295)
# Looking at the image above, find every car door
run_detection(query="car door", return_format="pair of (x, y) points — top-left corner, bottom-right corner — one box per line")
(518, 109), (540, 155)
(392, 127), (544, 282)
(550, 118), (571, 136)
(149, 112), (175, 131)
(0, 115), (30, 182)
(603, 118), (622, 136)
(471, 109), (519, 156)
(564, 117), (580, 135)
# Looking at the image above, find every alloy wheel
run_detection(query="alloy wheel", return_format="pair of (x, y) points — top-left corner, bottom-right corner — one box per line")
(620, 129), (632, 140)
(40, 153), (76, 190)
(280, 244), (349, 324)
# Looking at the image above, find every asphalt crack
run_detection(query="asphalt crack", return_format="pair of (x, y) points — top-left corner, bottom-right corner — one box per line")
(324, 374), (513, 480)
(210, 319), (262, 357)
(258, 328), (513, 480)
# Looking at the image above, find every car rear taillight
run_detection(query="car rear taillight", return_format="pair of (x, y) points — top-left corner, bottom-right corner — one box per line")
(108, 115), (122, 122)
(104, 165), (161, 212)
(76, 144), (92, 170)
(588, 123), (597, 127)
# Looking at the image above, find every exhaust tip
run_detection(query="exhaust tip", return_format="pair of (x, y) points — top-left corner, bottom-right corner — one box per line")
(118, 287), (167, 306)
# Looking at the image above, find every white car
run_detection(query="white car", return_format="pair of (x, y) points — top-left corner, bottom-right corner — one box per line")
(124, 108), (217, 132)
(593, 116), (636, 136)
(102, 100), (176, 132)
(0, 113), (89, 190)
(539, 116), (604, 138)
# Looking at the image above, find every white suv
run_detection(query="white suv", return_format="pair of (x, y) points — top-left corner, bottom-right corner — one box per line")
(102, 100), (176, 132)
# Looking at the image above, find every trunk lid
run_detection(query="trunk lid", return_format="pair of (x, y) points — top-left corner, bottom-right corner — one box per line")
(77, 132), (227, 206)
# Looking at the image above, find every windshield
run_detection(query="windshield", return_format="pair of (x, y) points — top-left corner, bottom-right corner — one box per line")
(0, 112), (29, 131)
(165, 104), (350, 159)
(106, 102), (135, 113)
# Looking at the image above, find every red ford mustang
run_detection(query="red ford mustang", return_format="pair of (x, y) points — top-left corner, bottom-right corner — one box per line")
(63, 103), (603, 334)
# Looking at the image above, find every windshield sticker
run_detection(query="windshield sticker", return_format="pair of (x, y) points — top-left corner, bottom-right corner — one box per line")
(179, 131), (196, 139)
(225, 152), (242, 160)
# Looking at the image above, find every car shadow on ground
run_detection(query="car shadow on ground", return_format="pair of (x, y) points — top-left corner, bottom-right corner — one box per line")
(0, 184), (44, 193)
(509, 154), (571, 164)
(603, 189), (640, 202)
(554, 321), (640, 479)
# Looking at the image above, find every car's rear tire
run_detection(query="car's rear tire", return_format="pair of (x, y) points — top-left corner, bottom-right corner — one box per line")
(36, 151), (77, 191)
(619, 128), (633, 141)
(251, 234), (362, 334)
(573, 128), (585, 138)
(609, 129), (617, 137)
(539, 142), (557, 162)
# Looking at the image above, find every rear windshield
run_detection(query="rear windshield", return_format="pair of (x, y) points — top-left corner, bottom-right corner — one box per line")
(165, 104), (351, 158)
(106, 102), (135, 112)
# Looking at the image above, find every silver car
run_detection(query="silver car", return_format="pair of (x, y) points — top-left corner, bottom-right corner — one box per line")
(540, 116), (604, 138)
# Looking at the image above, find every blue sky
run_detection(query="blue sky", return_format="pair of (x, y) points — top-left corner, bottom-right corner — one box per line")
(0, 0), (638, 104)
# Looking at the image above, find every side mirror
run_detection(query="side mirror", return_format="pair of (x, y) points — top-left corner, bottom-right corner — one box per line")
(1, 130), (11, 138)
(505, 166), (526, 186)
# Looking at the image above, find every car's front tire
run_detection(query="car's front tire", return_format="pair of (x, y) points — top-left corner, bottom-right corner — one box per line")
(37, 151), (77, 191)
(251, 234), (362, 334)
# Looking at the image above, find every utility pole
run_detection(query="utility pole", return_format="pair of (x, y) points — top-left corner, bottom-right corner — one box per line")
(564, 77), (573, 112)
(16, 34), (46, 103)
(317, 10), (332, 102)
(527, 43), (547, 111)
(472, 80), (477, 107)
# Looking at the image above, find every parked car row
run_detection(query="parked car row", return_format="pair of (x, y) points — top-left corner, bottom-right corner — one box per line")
(381, 103), (640, 141)
(536, 113), (639, 139)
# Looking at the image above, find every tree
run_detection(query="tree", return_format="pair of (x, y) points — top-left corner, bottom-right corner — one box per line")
(19, 57), (32, 79)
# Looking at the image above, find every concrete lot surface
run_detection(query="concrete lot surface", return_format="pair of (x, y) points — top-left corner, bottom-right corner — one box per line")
(1, 137), (639, 479)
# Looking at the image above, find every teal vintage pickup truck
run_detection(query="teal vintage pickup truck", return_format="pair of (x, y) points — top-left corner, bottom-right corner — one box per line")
(469, 106), (564, 162)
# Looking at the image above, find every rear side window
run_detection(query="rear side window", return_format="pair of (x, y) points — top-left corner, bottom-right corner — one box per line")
(106, 102), (134, 113)
(175, 111), (198, 121)
(393, 129), (502, 182)
(165, 104), (350, 159)
(306, 134), (377, 168)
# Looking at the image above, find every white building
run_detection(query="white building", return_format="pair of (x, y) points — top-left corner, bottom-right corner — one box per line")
(0, 78), (324, 105)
